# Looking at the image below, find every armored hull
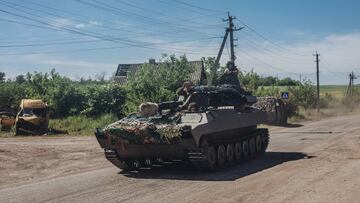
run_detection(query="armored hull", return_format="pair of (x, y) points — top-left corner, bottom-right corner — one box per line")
(95, 107), (269, 171)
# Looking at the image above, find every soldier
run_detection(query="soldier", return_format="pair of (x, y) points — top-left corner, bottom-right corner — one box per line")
(176, 81), (193, 101)
(218, 61), (241, 88)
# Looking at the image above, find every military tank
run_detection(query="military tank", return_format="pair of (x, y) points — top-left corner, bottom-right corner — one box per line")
(95, 84), (270, 171)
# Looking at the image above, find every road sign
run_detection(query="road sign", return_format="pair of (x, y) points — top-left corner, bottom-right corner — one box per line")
(281, 92), (289, 100)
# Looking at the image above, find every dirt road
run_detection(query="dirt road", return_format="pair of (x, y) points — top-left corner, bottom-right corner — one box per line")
(1, 114), (360, 203)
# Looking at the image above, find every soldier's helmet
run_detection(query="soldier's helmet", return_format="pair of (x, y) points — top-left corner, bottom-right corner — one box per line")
(182, 81), (193, 91)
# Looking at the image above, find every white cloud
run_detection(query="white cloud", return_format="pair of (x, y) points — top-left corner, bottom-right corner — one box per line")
(51, 18), (102, 29)
(20, 54), (113, 69)
(2, 30), (360, 84)
(146, 31), (360, 84)
(0, 54), (115, 80)
(232, 32), (360, 84)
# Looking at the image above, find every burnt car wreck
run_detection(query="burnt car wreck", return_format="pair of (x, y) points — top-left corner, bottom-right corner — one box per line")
(15, 99), (50, 135)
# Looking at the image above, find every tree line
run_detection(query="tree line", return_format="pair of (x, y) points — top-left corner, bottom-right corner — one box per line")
(0, 55), (317, 119)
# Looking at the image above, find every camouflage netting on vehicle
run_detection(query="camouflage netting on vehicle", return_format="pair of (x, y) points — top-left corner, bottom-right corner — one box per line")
(103, 114), (184, 144)
(187, 85), (253, 109)
(253, 97), (278, 112)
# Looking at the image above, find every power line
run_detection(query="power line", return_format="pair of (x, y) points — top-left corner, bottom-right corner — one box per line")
(11, 0), (221, 42)
(0, 17), (60, 31)
(0, 5), (223, 53)
(239, 31), (310, 62)
(161, 0), (310, 59)
(0, 37), (219, 56)
(112, 0), (223, 27)
(0, 39), (102, 48)
(0, 36), (220, 49)
(0, 15), (221, 47)
(171, 0), (224, 14)
(235, 18), (310, 57)
(0, 44), (217, 56)
(0, 0), (144, 34)
(237, 47), (301, 75)
(238, 33), (310, 65)
(75, 0), (215, 37)
(157, 0), (223, 19)
(0, 6), (191, 51)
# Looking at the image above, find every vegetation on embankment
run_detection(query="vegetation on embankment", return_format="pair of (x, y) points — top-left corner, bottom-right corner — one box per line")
(48, 114), (118, 135)
(1, 55), (359, 136)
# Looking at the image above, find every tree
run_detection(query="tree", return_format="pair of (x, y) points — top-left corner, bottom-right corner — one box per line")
(95, 72), (106, 82)
(239, 70), (261, 91)
(0, 72), (5, 82)
(124, 55), (195, 113)
(288, 80), (316, 109)
(202, 57), (218, 85)
(278, 77), (300, 86)
(261, 76), (278, 86)
(15, 75), (26, 84)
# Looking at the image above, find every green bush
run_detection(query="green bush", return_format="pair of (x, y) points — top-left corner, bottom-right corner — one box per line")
(0, 69), (125, 118)
(124, 55), (195, 113)
(287, 80), (317, 109)
(80, 84), (125, 117)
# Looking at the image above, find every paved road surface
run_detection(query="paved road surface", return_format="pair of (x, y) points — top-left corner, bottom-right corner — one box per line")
(1, 114), (360, 203)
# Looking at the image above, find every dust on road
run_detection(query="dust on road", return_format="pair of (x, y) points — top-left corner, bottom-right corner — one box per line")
(1, 114), (360, 203)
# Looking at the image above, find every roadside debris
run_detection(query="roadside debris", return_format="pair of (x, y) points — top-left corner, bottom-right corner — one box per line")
(15, 99), (50, 135)
(254, 97), (290, 125)
(0, 111), (16, 131)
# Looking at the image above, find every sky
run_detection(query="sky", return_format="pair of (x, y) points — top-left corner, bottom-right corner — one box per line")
(0, 0), (360, 84)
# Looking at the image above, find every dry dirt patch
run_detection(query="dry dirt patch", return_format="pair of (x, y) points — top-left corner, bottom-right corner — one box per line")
(0, 136), (109, 188)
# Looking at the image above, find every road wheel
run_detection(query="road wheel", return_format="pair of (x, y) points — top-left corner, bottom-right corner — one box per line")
(204, 146), (217, 170)
(226, 144), (234, 162)
(242, 140), (249, 158)
(235, 142), (242, 160)
(217, 145), (226, 166)
(255, 135), (262, 153)
(249, 138), (255, 155)
(113, 160), (135, 172)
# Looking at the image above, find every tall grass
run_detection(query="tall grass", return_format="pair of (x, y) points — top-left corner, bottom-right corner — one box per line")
(49, 114), (118, 135)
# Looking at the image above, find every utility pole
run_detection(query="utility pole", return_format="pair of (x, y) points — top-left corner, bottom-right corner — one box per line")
(228, 13), (236, 64)
(215, 12), (243, 66)
(314, 52), (320, 112)
(347, 71), (357, 97)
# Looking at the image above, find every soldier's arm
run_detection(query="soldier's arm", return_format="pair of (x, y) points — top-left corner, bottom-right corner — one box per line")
(176, 87), (186, 96)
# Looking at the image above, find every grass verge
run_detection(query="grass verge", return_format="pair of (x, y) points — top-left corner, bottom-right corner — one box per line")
(49, 114), (118, 136)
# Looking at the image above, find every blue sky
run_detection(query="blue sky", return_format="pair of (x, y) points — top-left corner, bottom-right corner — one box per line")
(1, 0), (360, 84)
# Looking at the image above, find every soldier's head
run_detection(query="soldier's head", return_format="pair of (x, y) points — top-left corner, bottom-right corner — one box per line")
(226, 61), (236, 71)
(182, 81), (192, 92)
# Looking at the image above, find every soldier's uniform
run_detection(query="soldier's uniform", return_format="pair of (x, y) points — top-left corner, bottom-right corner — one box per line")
(218, 61), (241, 88)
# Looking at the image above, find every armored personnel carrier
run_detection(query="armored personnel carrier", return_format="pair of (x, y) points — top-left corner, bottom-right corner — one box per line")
(95, 15), (271, 171)
(95, 84), (270, 171)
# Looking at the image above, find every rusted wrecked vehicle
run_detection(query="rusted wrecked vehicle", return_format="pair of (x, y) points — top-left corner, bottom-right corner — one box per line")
(15, 99), (50, 135)
(0, 111), (16, 131)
